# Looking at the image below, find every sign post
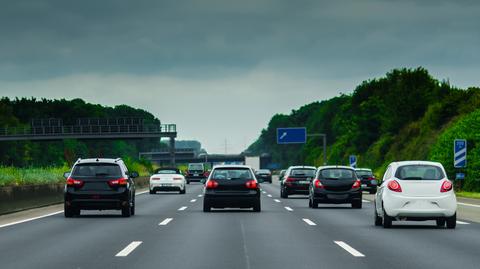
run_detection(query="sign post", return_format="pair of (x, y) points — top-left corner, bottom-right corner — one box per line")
(349, 155), (357, 168)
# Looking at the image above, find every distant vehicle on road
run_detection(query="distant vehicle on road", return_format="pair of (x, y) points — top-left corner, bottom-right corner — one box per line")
(308, 166), (362, 208)
(149, 167), (186, 194)
(355, 168), (378, 194)
(63, 158), (138, 218)
(374, 161), (457, 229)
(185, 163), (207, 184)
(255, 169), (272, 183)
(203, 165), (261, 212)
(280, 166), (316, 198)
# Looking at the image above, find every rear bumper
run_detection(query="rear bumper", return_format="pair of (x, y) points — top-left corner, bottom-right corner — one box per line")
(64, 191), (130, 210)
(204, 190), (260, 208)
(312, 189), (362, 204)
(257, 176), (272, 182)
(150, 181), (184, 191)
(384, 193), (457, 218)
(284, 184), (310, 194)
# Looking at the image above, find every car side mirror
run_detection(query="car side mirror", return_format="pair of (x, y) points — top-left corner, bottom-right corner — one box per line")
(63, 172), (71, 179)
(130, 171), (139, 178)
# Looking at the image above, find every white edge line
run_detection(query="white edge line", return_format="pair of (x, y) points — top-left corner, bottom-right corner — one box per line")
(284, 206), (293, 212)
(178, 206), (188, 211)
(136, 190), (149, 195)
(334, 241), (365, 257)
(0, 210), (64, 229)
(115, 241), (143, 257)
(302, 218), (316, 226)
(458, 202), (480, 208)
(159, 218), (173, 226)
(362, 200), (370, 203)
(456, 220), (470, 225)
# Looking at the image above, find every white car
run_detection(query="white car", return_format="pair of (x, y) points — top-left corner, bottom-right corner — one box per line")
(149, 167), (186, 194)
(374, 161), (457, 229)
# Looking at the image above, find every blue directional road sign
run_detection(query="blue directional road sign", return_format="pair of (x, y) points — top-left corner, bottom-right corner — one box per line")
(454, 139), (467, 168)
(349, 155), (357, 168)
(276, 127), (307, 144)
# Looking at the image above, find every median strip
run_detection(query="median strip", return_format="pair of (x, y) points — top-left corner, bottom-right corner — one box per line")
(115, 241), (142, 257)
(334, 241), (365, 257)
(159, 218), (173, 226)
(302, 218), (316, 226)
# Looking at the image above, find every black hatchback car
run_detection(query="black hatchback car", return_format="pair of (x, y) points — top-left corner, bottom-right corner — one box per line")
(255, 169), (272, 183)
(280, 166), (317, 198)
(308, 166), (362, 208)
(355, 168), (378, 194)
(64, 158), (138, 217)
(203, 165), (261, 212)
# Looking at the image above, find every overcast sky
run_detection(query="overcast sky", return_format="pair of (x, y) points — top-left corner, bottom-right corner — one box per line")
(1, 0), (479, 153)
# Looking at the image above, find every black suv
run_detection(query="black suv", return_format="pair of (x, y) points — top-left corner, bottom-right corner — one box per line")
(255, 169), (272, 183)
(63, 158), (138, 217)
(355, 168), (377, 194)
(185, 163), (207, 184)
(280, 166), (317, 198)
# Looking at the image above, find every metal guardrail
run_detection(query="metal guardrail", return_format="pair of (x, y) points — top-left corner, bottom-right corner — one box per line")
(0, 124), (176, 137)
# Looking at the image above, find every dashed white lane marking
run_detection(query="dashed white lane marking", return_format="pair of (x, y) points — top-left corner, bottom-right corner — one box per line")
(302, 218), (317, 226)
(334, 241), (365, 257)
(262, 191), (267, 194)
(115, 241), (143, 257)
(457, 221), (470, 225)
(198, 194), (203, 197)
(274, 199), (281, 203)
(159, 218), (173, 226)
(267, 194), (272, 198)
(362, 200), (370, 203)
(284, 207), (293, 212)
(0, 211), (64, 229)
(458, 202), (480, 208)
(178, 206), (188, 211)
(190, 199), (197, 203)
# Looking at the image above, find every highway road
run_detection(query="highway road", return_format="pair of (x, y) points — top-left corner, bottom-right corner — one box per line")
(1, 180), (480, 269)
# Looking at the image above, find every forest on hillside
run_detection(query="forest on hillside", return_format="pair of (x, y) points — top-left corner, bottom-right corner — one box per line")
(247, 68), (480, 191)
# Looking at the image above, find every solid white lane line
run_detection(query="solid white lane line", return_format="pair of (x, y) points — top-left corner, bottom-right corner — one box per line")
(284, 207), (293, 212)
(159, 218), (173, 226)
(458, 202), (480, 208)
(136, 190), (149, 195)
(457, 221), (470, 225)
(115, 241), (143, 257)
(0, 211), (64, 229)
(178, 206), (188, 211)
(334, 241), (365, 257)
(267, 194), (272, 198)
(302, 218), (316, 226)
(362, 200), (370, 203)
(190, 199), (197, 203)
(274, 199), (281, 203)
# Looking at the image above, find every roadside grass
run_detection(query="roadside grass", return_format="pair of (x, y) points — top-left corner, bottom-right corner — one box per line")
(456, 191), (480, 200)
(0, 166), (68, 187)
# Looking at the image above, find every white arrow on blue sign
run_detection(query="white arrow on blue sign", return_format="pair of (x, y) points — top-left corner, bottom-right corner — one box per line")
(276, 127), (307, 144)
(349, 155), (357, 168)
(454, 139), (467, 168)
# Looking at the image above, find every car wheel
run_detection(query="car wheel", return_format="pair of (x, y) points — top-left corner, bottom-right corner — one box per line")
(180, 187), (186, 194)
(308, 197), (313, 208)
(149, 189), (155, 194)
(203, 201), (211, 212)
(369, 189), (377, 194)
(352, 200), (362, 209)
(122, 203), (132, 217)
(253, 200), (261, 212)
(64, 204), (74, 218)
(374, 206), (382, 226)
(446, 213), (456, 229)
(382, 207), (392, 228)
(187, 180), (190, 184)
(436, 219), (446, 227)
(281, 187), (289, 198)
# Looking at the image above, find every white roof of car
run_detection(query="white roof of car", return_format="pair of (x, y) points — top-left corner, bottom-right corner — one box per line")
(213, 164), (252, 169)
(75, 158), (123, 164)
(318, 165), (355, 170)
(391, 161), (444, 167)
(288, 166), (316, 169)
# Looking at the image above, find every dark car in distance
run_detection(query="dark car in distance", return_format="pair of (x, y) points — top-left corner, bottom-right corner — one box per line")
(355, 168), (377, 194)
(255, 169), (272, 183)
(63, 158), (138, 218)
(203, 165), (261, 212)
(185, 163), (208, 184)
(280, 166), (317, 198)
(309, 166), (362, 209)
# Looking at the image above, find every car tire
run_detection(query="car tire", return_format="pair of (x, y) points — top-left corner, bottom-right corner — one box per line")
(369, 189), (377, 194)
(203, 201), (211, 212)
(130, 200), (135, 216)
(187, 180), (190, 185)
(446, 213), (456, 229)
(122, 203), (132, 217)
(382, 207), (392, 228)
(352, 200), (362, 209)
(149, 189), (155, 194)
(64, 204), (74, 218)
(253, 200), (261, 212)
(436, 219), (446, 227)
(374, 206), (382, 226)
(308, 197), (313, 208)
(180, 187), (186, 194)
(281, 187), (289, 198)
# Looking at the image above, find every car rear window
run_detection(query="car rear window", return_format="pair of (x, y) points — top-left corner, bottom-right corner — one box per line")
(395, 165), (444, 180)
(356, 170), (373, 177)
(72, 163), (122, 177)
(189, 164), (204, 170)
(211, 168), (253, 180)
(290, 169), (316, 177)
(155, 170), (178, 174)
(319, 169), (355, 180)
(257, 169), (271, 174)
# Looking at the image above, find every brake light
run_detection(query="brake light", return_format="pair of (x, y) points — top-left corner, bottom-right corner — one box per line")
(206, 180), (219, 189)
(314, 179), (324, 189)
(286, 177), (294, 182)
(204, 171), (210, 177)
(108, 178), (128, 187)
(352, 180), (361, 189)
(66, 178), (84, 188)
(368, 176), (376, 180)
(387, 180), (402, 192)
(441, 180), (453, 193)
(245, 180), (258, 189)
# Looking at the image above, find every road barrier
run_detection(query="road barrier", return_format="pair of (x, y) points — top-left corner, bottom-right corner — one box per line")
(0, 177), (149, 215)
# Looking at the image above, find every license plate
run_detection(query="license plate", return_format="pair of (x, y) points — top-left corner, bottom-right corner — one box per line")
(194, 173), (199, 176)
(361, 184), (367, 188)
(299, 181), (310, 184)
(327, 194), (348, 200)
(161, 183), (172, 187)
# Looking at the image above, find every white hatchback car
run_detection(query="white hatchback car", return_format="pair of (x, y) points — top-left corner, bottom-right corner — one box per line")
(149, 167), (186, 194)
(374, 161), (457, 229)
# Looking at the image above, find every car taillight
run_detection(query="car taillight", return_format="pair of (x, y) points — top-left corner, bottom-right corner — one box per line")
(387, 180), (402, 192)
(245, 180), (257, 189)
(352, 180), (361, 189)
(286, 177), (294, 182)
(314, 179), (324, 189)
(368, 176), (375, 180)
(151, 177), (160, 180)
(204, 172), (210, 177)
(441, 180), (453, 193)
(66, 178), (84, 188)
(173, 177), (183, 180)
(206, 180), (219, 189)
(108, 178), (128, 187)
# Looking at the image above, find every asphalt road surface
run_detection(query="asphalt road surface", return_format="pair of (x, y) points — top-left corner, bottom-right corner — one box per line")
(1, 181), (480, 269)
